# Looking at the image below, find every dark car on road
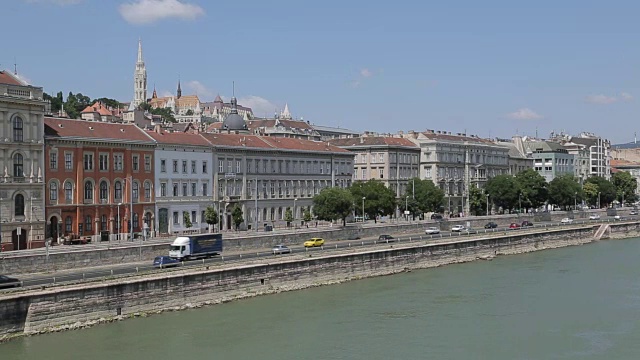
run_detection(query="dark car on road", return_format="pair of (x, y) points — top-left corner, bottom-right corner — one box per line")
(378, 234), (395, 242)
(153, 256), (181, 269)
(0, 275), (21, 289)
(521, 220), (534, 227)
(347, 234), (361, 240)
(430, 213), (443, 220)
(484, 222), (498, 229)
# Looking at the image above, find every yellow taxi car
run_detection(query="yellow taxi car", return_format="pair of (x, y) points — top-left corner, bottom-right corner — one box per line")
(304, 237), (325, 248)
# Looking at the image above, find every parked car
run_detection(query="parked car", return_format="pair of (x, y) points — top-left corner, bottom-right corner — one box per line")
(304, 238), (325, 247)
(347, 234), (361, 240)
(560, 218), (573, 224)
(425, 227), (440, 235)
(451, 225), (466, 232)
(509, 223), (521, 229)
(431, 213), (443, 220)
(614, 215), (622, 220)
(153, 256), (181, 268)
(630, 210), (638, 216)
(272, 244), (291, 255)
(521, 220), (533, 227)
(0, 275), (21, 289)
(484, 222), (498, 229)
(378, 234), (395, 242)
(589, 214), (600, 220)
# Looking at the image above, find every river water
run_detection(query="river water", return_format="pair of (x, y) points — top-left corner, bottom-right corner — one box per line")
(2, 239), (640, 359)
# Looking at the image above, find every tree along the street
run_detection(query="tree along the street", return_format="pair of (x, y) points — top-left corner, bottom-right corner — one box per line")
(582, 182), (599, 206)
(312, 187), (354, 226)
(484, 174), (520, 212)
(404, 177), (445, 217)
(468, 185), (488, 216)
(548, 174), (583, 209)
(585, 176), (616, 207)
(515, 169), (548, 210)
(231, 206), (244, 230)
(349, 180), (396, 223)
(284, 208), (293, 224)
(183, 211), (192, 229)
(611, 171), (638, 205)
(204, 206), (219, 232)
(303, 208), (312, 222)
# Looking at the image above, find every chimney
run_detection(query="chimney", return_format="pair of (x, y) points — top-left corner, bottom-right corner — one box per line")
(154, 123), (162, 133)
(360, 137), (364, 144)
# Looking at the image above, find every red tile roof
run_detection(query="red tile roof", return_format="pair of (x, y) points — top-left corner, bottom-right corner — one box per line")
(328, 136), (418, 148)
(201, 133), (274, 149)
(145, 130), (211, 146)
(0, 71), (25, 86)
(44, 117), (154, 143)
(81, 102), (115, 116)
(610, 159), (640, 167)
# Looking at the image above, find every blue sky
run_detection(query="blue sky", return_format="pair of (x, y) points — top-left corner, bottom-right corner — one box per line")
(4, 0), (640, 143)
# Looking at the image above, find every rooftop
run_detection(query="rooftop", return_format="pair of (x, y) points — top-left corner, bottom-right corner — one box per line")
(0, 71), (25, 86)
(328, 136), (418, 148)
(145, 130), (210, 146)
(44, 117), (154, 143)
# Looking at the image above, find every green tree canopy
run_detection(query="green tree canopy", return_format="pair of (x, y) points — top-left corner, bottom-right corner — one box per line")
(585, 176), (616, 207)
(149, 107), (176, 123)
(611, 171), (638, 204)
(94, 97), (123, 109)
(303, 208), (312, 222)
(284, 208), (293, 223)
(312, 187), (354, 226)
(583, 182), (599, 206)
(548, 174), (583, 209)
(64, 92), (92, 119)
(183, 211), (192, 229)
(515, 169), (548, 209)
(349, 180), (397, 223)
(469, 185), (488, 216)
(204, 206), (219, 232)
(404, 178), (445, 216)
(231, 206), (244, 230)
(44, 91), (64, 114)
(485, 174), (520, 212)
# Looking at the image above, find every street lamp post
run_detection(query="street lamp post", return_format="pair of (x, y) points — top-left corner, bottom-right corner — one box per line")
(117, 202), (122, 243)
(518, 193), (522, 214)
(486, 194), (490, 216)
(293, 198), (298, 228)
(405, 195), (409, 222)
(598, 192), (601, 209)
(254, 178), (258, 232)
(362, 197), (366, 223)
(574, 192), (577, 210)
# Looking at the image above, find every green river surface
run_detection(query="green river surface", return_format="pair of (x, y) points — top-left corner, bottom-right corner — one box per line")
(2, 238), (640, 359)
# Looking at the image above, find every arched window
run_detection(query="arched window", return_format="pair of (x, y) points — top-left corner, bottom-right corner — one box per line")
(49, 182), (58, 201)
(15, 194), (24, 216)
(144, 181), (151, 200)
(13, 116), (23, 142)
(13, 153), (23, 178)
(133, 213), (139, 230)
(132, 181), (139, 201)
(64, 181), (73, 202)
(144, 212), (151, 227)
(115, 181), (122, 201)
(101, 215), (107, 231)
(84, 181), (93, 201)
(65, 216), (72, 233)
(99, 181), (108, 202)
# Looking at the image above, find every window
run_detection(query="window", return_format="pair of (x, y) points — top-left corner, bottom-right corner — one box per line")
(50, 182), (58, 201)
(99, 154), (108, 171)
(202, 161), (208, 174)
(182, 183), (187, 196)
(132, 155), (139, 171)
(84, 153), (94, 171)
(173, 183), (178, 197)
(191, 160), (196, 174)
(85, 215), (92, 232)
(182, 160), (187, 173)
(144, 155), (151, 171)
(236, 160), (241, 173)
(50, 151), (58, 170)
(133, 213), (139, 230)
(15, 194), (24, 216)
(64, 181), (73, 201)
(114, 154), (123, 171)
(13, 117), (24, 142)
(191, 182), (196, 196)
(101, 215), (107, 231)
(65, 216), (72, 233)
(171, 160), (178, 173)
(100, 181), (108, 202)
(160, 182), (167, 197)
(144, 182), (151, 200)
(192, 211), (197, 223)
(161, 159), (166, 173)
(227, 160), (232, 173)
(380, 168), (384, 179)
(65, 152), (73, 170)
(361, 169), (366, 180)
(173, 211), (179, 224)
(132, 181), (139, 201)
(115, 181), (122, 201)
(84, 181), (93, 201)
(13, 153), (23, 177)
(219, 160), (224, 173)
(202, 183), (208, 196)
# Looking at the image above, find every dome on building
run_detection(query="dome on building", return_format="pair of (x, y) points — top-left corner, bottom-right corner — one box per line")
(222, 97), (247, 131)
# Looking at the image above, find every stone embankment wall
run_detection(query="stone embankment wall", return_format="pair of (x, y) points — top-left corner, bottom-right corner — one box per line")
(3, 221), (638, 340)
(0, 212), (593, 275)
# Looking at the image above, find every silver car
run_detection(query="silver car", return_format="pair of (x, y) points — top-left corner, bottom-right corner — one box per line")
(425, 227), (440, 235)
(272, 244), (291, 255)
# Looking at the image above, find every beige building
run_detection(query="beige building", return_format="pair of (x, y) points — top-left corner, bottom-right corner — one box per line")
(494, 136), (533, 175)
(0, 71), (47, 250)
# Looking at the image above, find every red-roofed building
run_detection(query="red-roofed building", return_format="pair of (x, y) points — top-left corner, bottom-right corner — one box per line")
(80, 101), (120, 122)
(44, 117), (156, 243)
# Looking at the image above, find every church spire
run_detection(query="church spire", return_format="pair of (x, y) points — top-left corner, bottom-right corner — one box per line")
(130, 38), (147, 110)
(281, 103), (292, 119)
(177, 78), (182, 99)
(152, 84), (157, 99)
(137, 38), (143, 63)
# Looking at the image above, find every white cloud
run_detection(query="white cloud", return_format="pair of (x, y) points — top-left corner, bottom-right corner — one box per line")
(185, 80), (213, 99)
(506, 108), (543, 120)
(620, 92), (633, 101)
(118, 0), (205, 25)
(349, 68), (377, 88)
(23, 0), (82, 5)
(360, 68), (372, 78)
(586, 94), (618, 105)
(160, 90), (173, 97)
(237, 96), (278, 117)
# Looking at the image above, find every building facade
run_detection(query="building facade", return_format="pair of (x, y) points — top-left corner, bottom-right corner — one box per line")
(550, 131), (611, 180)
(0, 71), (47, 251)
(522, 140), (575, 182)
(44, 117), (156, 243)
(495, 136), (533, 175)
(147, 130), (213, 235)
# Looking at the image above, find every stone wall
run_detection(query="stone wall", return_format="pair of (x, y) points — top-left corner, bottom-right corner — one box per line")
(7, 222), (639, 340)
(0, 211), (601, 275)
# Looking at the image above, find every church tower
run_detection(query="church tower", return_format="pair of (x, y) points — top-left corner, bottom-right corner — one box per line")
(132, 38), (147, 109)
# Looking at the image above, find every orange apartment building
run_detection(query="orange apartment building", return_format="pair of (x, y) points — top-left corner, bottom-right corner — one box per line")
(44, 117), (156, 242)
